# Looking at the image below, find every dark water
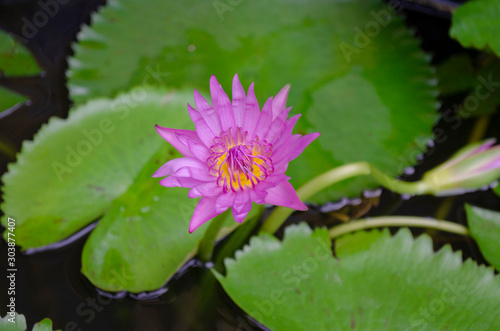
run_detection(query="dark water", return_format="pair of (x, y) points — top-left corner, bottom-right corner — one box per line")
(1, 0), (500, 330)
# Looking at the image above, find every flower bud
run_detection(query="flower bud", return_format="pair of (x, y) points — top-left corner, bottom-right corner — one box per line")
(421, 139), (500, 196)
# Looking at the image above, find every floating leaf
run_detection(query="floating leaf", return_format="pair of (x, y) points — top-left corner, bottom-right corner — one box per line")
(0, 313), (59, 331)
(466, 204), (500, 270)
(0, 30), (40, 112)
(68, 0), (438, 202)
(334, 227), (386, 257)
(81, 146), (240, 291)
(0, 30), (41, 76)
(1, 87), (242, 291)
(0, 87), (27, 114)
(32, 318), (59, 331)
(215, 224), (500, 330)
(0, 313), (26, 331)
(81, 148), (204, 292)
(450, 0), (500, 57)
(1, 88), (193, 248)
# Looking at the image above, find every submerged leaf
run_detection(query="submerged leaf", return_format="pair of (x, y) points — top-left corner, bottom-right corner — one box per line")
(436, 54), (476, 96)
(436, 54), (500, 117)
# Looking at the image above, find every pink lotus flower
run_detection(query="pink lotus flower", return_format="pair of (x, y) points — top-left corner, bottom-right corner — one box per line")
(153, 75), (320, 233)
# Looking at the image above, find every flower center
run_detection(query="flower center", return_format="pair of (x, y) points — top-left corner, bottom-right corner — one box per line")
(208, 127), (274, 192)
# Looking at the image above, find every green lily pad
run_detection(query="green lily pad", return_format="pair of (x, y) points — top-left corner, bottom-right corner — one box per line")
(0, 30), (41, 76)
(1, 88), (193, 248)
(81, 145), (239, 291)
(68, 0), (438, 203)
(0, 313), (26, 331)
(466, 204), (500, 270)
(1, 87), (243, 291)
(334, 227), (387, 257)
(32, 318), (59, 331)
(0, 313), (59, 331)
(450, 0), (500, 57)
(80, 147), (206, 292)
(0, 87), (27, 114)
(215, 224), (500, 330)
(0, 30), (40, 112)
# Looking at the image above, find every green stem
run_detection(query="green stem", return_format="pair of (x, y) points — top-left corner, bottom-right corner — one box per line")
(434, 197), (455, 221)
(468, 115), (490, 144)
(329, 216), (470, 239)
(261, 162), (428, 234)
(368, 164), (428, 195)
(214, 208), (262, 273)
(0, 140), (17, 161)
(199, 209), (231, 262)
